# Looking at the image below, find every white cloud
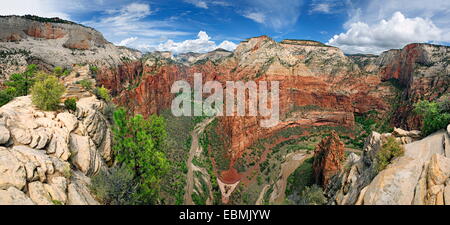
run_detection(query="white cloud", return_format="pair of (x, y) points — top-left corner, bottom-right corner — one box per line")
(101, 3), (151, 26)
(0, 0), (70, 19)
(211, 1), (232, 7)
(308, 0), (344, 14)
(239, 0), (303, 30)
(156, 31), (237, 54)
(346, 0), (450, 25)
(184, 0), (208, 9)
(311, 3), (332, 14)
(217, 40), (238, 51)
(83, 2), (191, 50)
(115, 37), (138, 46)
(243, 12), (265, 24)
(327, 12), (445, 54)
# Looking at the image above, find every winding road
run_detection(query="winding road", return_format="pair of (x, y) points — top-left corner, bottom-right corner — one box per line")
(184, 118), (215, 205)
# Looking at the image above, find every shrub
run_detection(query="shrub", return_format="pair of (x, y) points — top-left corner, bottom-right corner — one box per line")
(103, 103), (116, 123)
(414, 98), (450, 136)
(89, 65), (98, 74)
(62, 69), (71, 77)
(0, 63), (38, 107)
(52, 200), (63, 205)
(112, 108), (169, 204)
(53, 66), (64, 77)
(31, 73), (65, 111)
(376, 136), (404, 172)
(64, 97), (77, 112)
(3, 64), (37, 97)
(90, 166), (137, 205)
(0, 88), (16, 107)
(78, 79), (93, 91)
(94, 86), (111, 102)
(298, 185), (327, 205)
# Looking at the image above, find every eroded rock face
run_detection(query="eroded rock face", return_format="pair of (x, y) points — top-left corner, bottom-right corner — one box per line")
(0, 147), (26, 190)
(377, 44), (450, 129)
(0, 95), (110, 205)
(0, 16), (142, 79)
(312, 131), (345, 187)
(25, 22), (66, 40)
(327, 126), (450, 205)
(0, 187), (34, 205)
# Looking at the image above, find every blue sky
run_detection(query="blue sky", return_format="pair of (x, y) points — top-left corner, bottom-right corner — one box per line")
(1, 0), (450, 54)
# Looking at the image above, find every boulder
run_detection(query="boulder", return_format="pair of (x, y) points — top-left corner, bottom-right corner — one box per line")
(12, 146), (54, 183)
(98, 128), (112, 162)
(444, 180), (450, 205)
(29, 128), (51, 149)
(359, 130), (447, 205)
(57, 112), (78, 132)
(47, 129), (71, 161)
(0, 187), (34, 205)
(363, 156), (423, 205)
(44, 176), (67, 204)
(444, 134), (450, 158)
(69, 134), (101, 175)
(51, 158), (72, 178)
(11, 128), (31, 145)
(0, 125), (10, 145)
(67, 172), (99, 205)
(413, 162), (428, 205)
(392, 127), (421, 139)
(393, 127), (409, 137)
(425, 184), (444, 205)
(427, 154), (450, 187)
(0, 147), (26, 190)
(28, 181), (52, 205)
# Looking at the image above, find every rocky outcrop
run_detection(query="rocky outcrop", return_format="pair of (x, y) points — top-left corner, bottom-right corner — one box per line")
(25, 22), (66, 40)
(376, 44), (450, 129)
(326, 125), (450, 205)
(312, 131), (345, 187)
(0, 16), (141, 80)
(0, 187), (34, 205)
(0, 94), (112, 205)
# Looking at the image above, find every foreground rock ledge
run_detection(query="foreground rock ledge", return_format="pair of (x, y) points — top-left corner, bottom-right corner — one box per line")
(0, 95), (112, 205)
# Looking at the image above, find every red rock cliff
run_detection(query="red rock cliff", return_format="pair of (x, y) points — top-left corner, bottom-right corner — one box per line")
(96, 39), (448, 179)
(312, 131), (345, 187)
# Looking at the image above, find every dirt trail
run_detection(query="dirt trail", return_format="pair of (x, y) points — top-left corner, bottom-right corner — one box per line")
(345, 148), (363, 153)
(269, 151), (313, 204)
(255, 185), (270, 205)
(184, 118), (215, 205)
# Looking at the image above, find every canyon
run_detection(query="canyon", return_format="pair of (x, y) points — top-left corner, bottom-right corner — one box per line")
(0, 15), (449, 205)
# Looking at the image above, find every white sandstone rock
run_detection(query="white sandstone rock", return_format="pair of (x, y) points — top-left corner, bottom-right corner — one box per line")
(444, 180), (450, 205)
(28, 181), (52, 205)
(44, 176), (68, 204)
(67, 172), (99, 205)
(69, 134), (101, 175)
(12, 146), (54, 183)
(0, 187), (34, 205)
(57, 112), (78, 132)
(0, 147), (26, 190)
(11, 128), (31, 145)
(0, 125), (10, 145)
(363, 130), (447, 205)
